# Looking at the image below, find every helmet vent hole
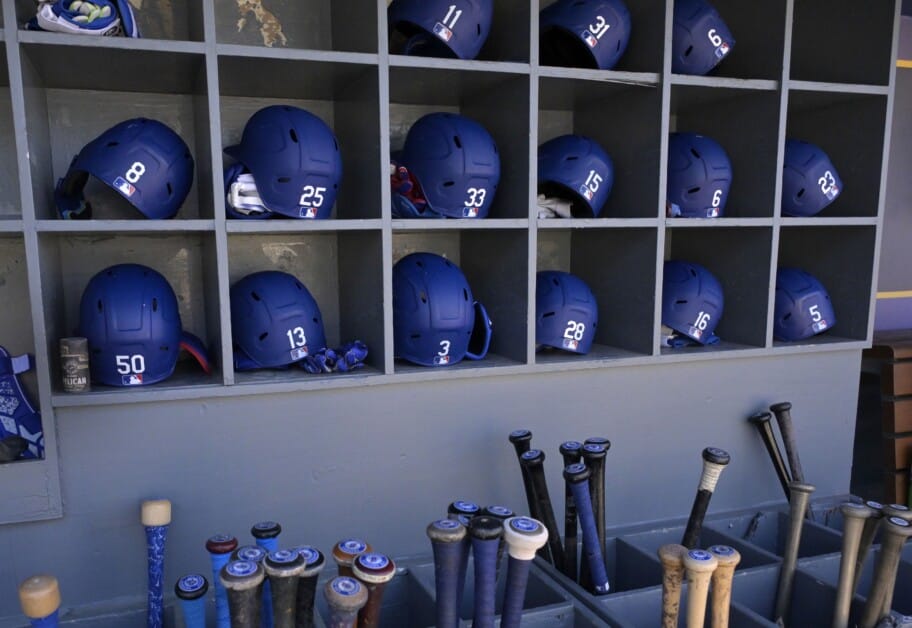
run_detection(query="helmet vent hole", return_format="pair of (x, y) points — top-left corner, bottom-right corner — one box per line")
(675, 299), (688, 305)
(420, 291), (428, 303)
(96, 300), (103, 313)
(410, 333), (421, 339)
(783, 312), (792, 321)
(690, 148), (701, 159)
(443, 181), (455, 188)
(543, 312), (556, 318)
(552, 278), (560, 286)
(313, 317), (319, 324)
(259, 332), (269, 341)
(152, 298), (158, 312)
(416, 260), (424, 268)
(295, 281), (303, 290)
(453, 136), (462, 149)
(476, 23), (481, 35)
(251, 291), (261, 301)
(567, 156), (579, 161)
(687, 186), (701, 194)
(277, 177), (291, 184)
(463, 288), (468, 301)
(289, 129), (299, 143)
(684, 45), (693, 57)
(166, 183), (173, 197)
(797, 188), (805, 198)
(106, 141), (119, 148)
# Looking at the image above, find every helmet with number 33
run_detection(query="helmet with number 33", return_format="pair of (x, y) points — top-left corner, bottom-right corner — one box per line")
(536, 271), (598, 354)
(539, 0), (632, 71)
(781, 139), (842, 217)
(662, 260), (724, 345)
(388, 0), (493, 60)
(672, 0), (736, 76)
(393, 252), (492, 366)
(774, 267), (836, 341)
(55, 118), (194, 220)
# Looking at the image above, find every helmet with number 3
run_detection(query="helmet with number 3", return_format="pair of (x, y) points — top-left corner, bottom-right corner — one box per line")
(538, 135), (615, 218)
(55, 118), (194, 220)
(79, 264), (210, 387)
(662, 260), (724, 344)
(399, 113), (500, 219)
(393, 252), (492, 366)
(667, 132), (732, 218)
(536, 271), (598, 354)
(774, 267), (836, 341)
(540, 0), (632, 71)
(672, 0), (735, 76)
(388, 0), (493, 60)
(782, 139), (842, 217)
(230, 271), (327, 370)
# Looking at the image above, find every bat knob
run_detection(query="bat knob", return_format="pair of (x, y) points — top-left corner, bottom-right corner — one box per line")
(770, 401), (792, 413)
(747, 411), (773, 425)
(788, 482), (816, 497)
(520, 448), (545, 467)
(426, 518), (467, 544)
(883, 503), (912, 523)
(657, 543), (687, 567)
(708, 545), (741, 569)
(206, 534), (238, 555)
(18, 574), (61, 619)
(141, 499), (172, 527)
(563, 461), (591, 484)
(175, 574), (209, 601)
(865, 500), (885, 518)
(508, 429), (533, 445)
(683, 549), (719, 574)
(884, 516), (912, 538)
(264, 549), (306, 579)
(233, 545), (267, 563)
(481, 505), (514, 521)
(469, 515), (505, 541)
(702, 447), (731, 465)
(291, 546), (326, 578)
(581, 442), (607, 461)
(220, 559), (265, 591)
(448, 499), (481, 519)
(503, 516), (549, 561)
(584, 437), (611, 451)
(352, 553), (397, 584)
(324, 576), (368, 613)
(333, 539), (372, 570)
(251, 520), (282, 540)
(840, 502), (875, 521)
(559, 440), (583, 460)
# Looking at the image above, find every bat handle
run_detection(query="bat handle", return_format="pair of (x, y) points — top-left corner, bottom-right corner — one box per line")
(501, 516), (549, 628)
(748, 411), (792, 500)
(521, 449), (565, 572)
(141, 499), (171, 628)
(859, 517), (912, 628)
(207, 534), (238, 628)
(292, 546), (326, 628)
(324, 577), (368, 628)
(480, 505), (514, 585)
(708, 545), (741, 628)
(770, 402), (806, 484)
(351, 552), (397, 628)
(264, 550), (306, 628)
(565, 463), (610, 595)
(854, 501), (885, 595)
(175, 574), (209, 628)
(500, 557), (532, 628)
(19, 575), (61, 628)
(657, 544), (686, 628)
(469, 516), (503, 628)
(509, 429), (540, 523)
(684, 550), (718, 628)
(560, 441), (583, 582)
(253, 522), (282, 628)
(773, 481), (815, 624)
(427, 519), (468, 628)
(833, 503), (874, 628)
(221, 560), (265, 628)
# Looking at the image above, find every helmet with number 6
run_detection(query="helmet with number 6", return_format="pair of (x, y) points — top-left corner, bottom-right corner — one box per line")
(230, 270), (327, 369)
(55, 118), (194, 220)
(79, 264), (210, 386)
(672, 0), (735, 76)
(667, 132), (732, 218)
(399, 113), (500, 219)
(540, 0), (632, 71)
(388, 0), (493, 60)
(662, 260), (724, 344)
(774, 267), (836, 341)
(538, 135), (614, 217)
(536, 271), (598, 354)
(782, 139), (842, 217)
(393, 252), (492, 366)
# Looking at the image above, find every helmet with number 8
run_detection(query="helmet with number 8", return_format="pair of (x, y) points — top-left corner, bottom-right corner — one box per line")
(536, 271), (598, 354)
(393, 252), (492, 366)
(539, 0), (632, 71)
(538, 135), (615, 218)
(55, 118), (194, 220)
(667, 132), (732, 218)
(79, 264), (210, 387)
(230, 270), (327, 370)
(781, 139), (842, 217)
(388, 0), (493, 60)
(662, 260), (724, 344)
(399, 113), (500, 219)
(774, 267), (836, 341)
(672, 0), (735, 76)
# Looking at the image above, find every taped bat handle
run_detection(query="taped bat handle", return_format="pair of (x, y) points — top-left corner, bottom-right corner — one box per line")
(480, 504), (514, 585)
(560, 441), (583, 583)
(427, 518), (468, 628)
(175, 574), (209, 628)
(221, 560), (265, 628)
(681, 448), (731, 549)
(141, 499), (171, 628)
(292, 546), (325, 628)
(501, 517), (549, 628)
(564, 463), (610, 595)
(18, 575), (61, 628)
(207, 534), (238, 628)
(469, 516), (503, 628)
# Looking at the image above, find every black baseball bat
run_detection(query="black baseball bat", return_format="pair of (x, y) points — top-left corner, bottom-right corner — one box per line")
(220, 560), (265, 628)
(748, 411), (792, 500)
(480, 504), (514, 583)
(769, 402), (808, 485)
(681, 447), (731, 549)
(427, 518), (467, 628)
(508, 429), (540, 522)
(559, 440), (583, 582)
(291, 546), (325, 628)
(351, 552), (396, 628)
(582, 443), (608, 568)
(468, 516), (503, 628)
(448, 499), (481, 520)
(520, 449), (565, 572)
(264, 549), (305, 628)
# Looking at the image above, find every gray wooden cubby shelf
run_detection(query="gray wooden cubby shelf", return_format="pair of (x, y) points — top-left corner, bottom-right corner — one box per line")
(0, 0), (899, 527)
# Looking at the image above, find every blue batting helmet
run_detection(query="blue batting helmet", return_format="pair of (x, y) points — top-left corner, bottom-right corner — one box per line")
(540, 0), (632, 70)
(662, 260), (724, 344)
(536, 271), (598, 354)
(774, 267), (836, 341)
(538, 135), (615, 218)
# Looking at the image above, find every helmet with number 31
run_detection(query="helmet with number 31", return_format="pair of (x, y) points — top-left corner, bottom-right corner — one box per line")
(536, 271), (599, 354)
(539, 0), (632, 71)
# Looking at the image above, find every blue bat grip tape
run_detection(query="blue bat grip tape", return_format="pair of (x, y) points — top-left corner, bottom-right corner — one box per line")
(28, 611), (59, 628)
(471, 537), (500, 627)
(432, 540), (465, 627)
(209, 552), (232, 628)
(255, 536), (279, 628)
(500, 557), (532, 628)
(569, 478), (610, 594)
(146, 524), (169, 628)
(178, 597), (206, 628)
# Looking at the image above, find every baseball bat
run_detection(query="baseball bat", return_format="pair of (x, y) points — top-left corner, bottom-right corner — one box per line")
(681, 447), (731, 549)
(141, 498), (171, 628)
(333, 539), (372, 578)
(480, 504), (514, 584)
(520, 448), (565, 572)
(253, 521), (282, 628)
(854, 501), (886, 595)
(859, 516), (912, 628)
(265, 549), (306, 628)
(447, 501), (477, 615)
(508, 429), (540, 522)
(748, 411), (792, 500)
(563, 462), (610, 595)
(684, 549), (719, 628)
(832, 502), (875, 628)
(427, 518), (467, 628)
(233, 544), (267, 563)
(708, 544), (741, 628)
(206, 534), (238, 628)
(449, 500), (481, 520)
(773, 481), (815, 624)
(291, 545), (325, 628)
(174, 574), (208, 628)
(559, 441), (583, 582)
(468, 515), (504, 628)
(501, 516), (549, 628)
(581, 443), (608, 573)
(324, 576), (369, 628)
(878, 504), (912, 617)
(769, 403), (816, 523)
(352, 552), (396, 628)
(221, 559), (265, 628)
(18, 575), (60, 628)
(584, 436), (611, 450)
(658, 544), (687, 628)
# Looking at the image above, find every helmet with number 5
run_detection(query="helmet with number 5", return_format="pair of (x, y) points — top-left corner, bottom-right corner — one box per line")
(667, 132), (732, 218)
(774, 267), (836, 341)
(55, 118), (194, 220)
(393, 252), (492, 366)
(79, 264), (210, 386)
(399, 113), (500, 219)
(536, 271), (598, 354)
(388, 0), (493, 60)
(540, 0), (632, 71)
(538, 135), (614, 217)
(672, 0), (735, 76)
(662, 260), (724, 344)
(782, 139), (842, 217)
(230, 270), (327, 369)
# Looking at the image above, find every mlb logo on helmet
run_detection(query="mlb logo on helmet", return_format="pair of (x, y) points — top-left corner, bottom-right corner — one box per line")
(113, 176), (136, 197)
(433, 354), (451, 365)
(715, 42), (730, 58)
(290, 346), (309, 361)
(299, 206), (318, 218)
(563, 338), (579, 351)
(433, 22), (453, 42)
(581, 30), (598, 48)
(122, 373), (143, 386)
(812, 320), (829, 333)
(463, 206), (479, 218)
(579, 184), (594, 202)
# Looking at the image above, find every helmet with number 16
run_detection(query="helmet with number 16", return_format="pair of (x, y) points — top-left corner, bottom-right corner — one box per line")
(662, 260), (724, 344)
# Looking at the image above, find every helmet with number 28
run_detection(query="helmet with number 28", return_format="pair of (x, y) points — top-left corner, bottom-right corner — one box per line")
(662, 260), (724, 345)
(536, 271), (599, 354)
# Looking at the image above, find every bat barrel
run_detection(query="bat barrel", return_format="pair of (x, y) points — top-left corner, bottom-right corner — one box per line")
(174, 574), (209, 628)
(833, 503), (874, 628)
(708, 544), (741, 628)
(657, 544), (686, 628)
(748, 411), (792, 500)
(18, 575), (61, 628)
(141, 498), (171, 628)
(221, 559), (266, 628)
(324, 576), (368, 628)
(854, 501), (885, 594)
(351, 552), (397, 628)
(469, 516), (504, 628)
(291, 546), (325, 628)
(264, 549), (306, 628)
(427, 518), (468, 628)
(207, 534), (239, 628)
(859, 517), (912, 628)
(564, 463), (610, 595)
(773, 481), (815, 624)
(521, 449), (565, 572)
(684, 549), (719, 628)
(560, 441), (583, 582)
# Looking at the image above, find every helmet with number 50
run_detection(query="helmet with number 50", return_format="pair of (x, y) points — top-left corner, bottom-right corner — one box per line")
(662, 260), (724, 344)
(536, 271), (598, 354)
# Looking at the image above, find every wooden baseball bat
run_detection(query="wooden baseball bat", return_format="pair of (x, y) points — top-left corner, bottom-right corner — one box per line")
(480, 504), (514, 584)
(468, 516), (503, 628)
(832, 502), (874, 628)
(174, 574), (208, 628)
(18, 575), (61, 628)
(748, 411), (792, 500)
(291, 545), (325, 628)
(427, 518), (467, 628)
(684, 549), (718, 628)
(708, 545), (741, 628)
(854, 501), (885, 595)
(773, 481), (815, 624)
(859, 516), (912, 628)
(682, 447), (731, 548)
(253, 521), (282, 628)
(221, 559), (265, 628)
(264, 549), (305, 628)
(658, 544), (687, 628)
(559, 440), (583, 582)
(878, 504), (912, 616)
(564, 462), (610, 595)
(332, 539), (372, 579)
(448, 499), (481, 520)
(501, 516), (549, 628)
(141, 498), (171, 628)
(520, 448), (565, 572)
(508, 429), (540, 521)
(324, 576), (369, 628)
(352, 552), (396, 628)
(206, 534), (238, 628)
